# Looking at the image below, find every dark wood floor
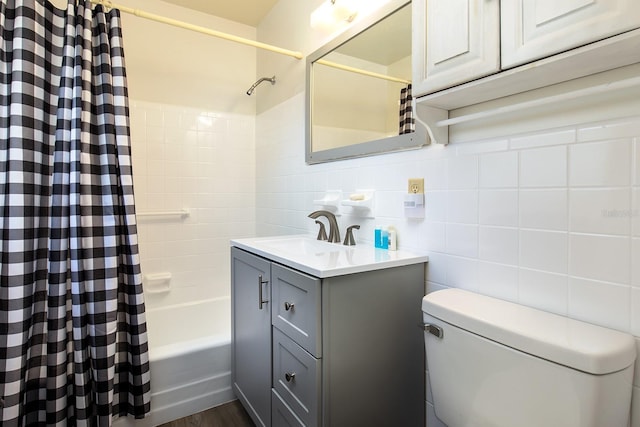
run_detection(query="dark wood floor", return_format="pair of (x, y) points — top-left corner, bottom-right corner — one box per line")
(160, 400), (255, 427)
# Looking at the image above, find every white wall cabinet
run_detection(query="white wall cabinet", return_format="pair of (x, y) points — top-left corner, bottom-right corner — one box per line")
(231, 246), (426, 427)
(502, 0), (640, 68)
(412, 0), (500, 95)
(413, 0), (640, 106)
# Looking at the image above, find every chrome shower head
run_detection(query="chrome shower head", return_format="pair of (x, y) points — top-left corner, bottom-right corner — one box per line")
(246, 76), (276, 96)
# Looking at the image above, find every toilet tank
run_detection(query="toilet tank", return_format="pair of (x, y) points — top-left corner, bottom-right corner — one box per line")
(422, 289), (636, 427)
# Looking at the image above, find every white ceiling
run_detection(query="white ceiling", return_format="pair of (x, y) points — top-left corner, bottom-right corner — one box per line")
(160, 0), (279, 26)
(157, 0), (412, 67)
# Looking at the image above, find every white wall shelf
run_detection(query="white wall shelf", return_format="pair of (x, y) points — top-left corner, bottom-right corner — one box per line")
(313, 190), (342, 213)
(341, 190), (375, 218)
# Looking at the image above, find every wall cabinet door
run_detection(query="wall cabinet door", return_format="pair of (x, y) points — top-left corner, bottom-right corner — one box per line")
(412, 0), (500, 96)
(231, 248), (272, 427)
(501, 0), (640, 68)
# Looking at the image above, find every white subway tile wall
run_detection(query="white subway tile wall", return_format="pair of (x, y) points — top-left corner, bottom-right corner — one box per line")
(569, 188), (631, 235)
(479, 151), (518, 188)
(634, 188), (640, 235)
(478, 226), (519, 265)
(255, 93), (640, 425)
(634, 239), (640, 287)
(478, 190), (518, 226)
(635, 139), (640, 185)
(568, 277), (631, 331)
(519, 145), (567, 187)
(519, 229), (568, 274)
(446, 190), (478, 224)
(569, 140), (631, 187)
(510, 128), (576, 150)
(476, 262), (519, 302)
(445, 224), (479, 258)
(519, 189), (568, 230)
(633, 344), (640, 427)
(129, 100), (256, 309)
(518, 268), (568, 315)
(634, 291), (640, 337)
(568, 233), (631, 284)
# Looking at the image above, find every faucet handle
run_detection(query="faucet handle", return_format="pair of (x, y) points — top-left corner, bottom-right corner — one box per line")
(315, 220), (328, 241)
(343, 225), (360, 246)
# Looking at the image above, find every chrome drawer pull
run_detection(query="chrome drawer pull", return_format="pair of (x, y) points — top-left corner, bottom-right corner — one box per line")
(284, 301), (295, 311)
(258, 275), (269, 310)
(285, 372), (296, 382)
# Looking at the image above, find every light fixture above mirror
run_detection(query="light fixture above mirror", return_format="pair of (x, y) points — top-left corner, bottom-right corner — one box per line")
(309, 0), (396, 31)
(310, 0), (359, 30)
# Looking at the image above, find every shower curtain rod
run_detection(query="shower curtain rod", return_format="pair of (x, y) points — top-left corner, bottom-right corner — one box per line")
(93, 0), (303, 59)
(316, 59), (411, 85)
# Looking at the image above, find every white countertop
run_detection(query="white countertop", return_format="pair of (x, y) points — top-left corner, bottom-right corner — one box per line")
(231, 234), (428, 278)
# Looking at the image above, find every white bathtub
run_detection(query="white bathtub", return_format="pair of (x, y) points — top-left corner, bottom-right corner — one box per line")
(114, 297), (234, 426)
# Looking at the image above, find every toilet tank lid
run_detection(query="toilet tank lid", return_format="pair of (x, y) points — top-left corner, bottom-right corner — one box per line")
(422, 289), (636, 375)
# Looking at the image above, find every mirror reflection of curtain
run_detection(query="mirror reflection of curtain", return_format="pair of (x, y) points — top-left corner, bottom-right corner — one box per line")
(399, 84), (415, 135)
(0, 0), (150, 423)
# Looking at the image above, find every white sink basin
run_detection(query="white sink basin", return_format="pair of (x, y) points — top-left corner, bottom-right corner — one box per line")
(231, 234), (428, 278)
(259, 236), (348, 255)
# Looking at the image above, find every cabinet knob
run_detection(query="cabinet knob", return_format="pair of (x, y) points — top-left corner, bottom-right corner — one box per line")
(284, 301), (295, 311)
(285, 372), (296, 382)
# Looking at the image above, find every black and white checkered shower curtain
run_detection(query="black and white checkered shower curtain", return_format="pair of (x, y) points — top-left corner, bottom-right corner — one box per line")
(399, 84), (415, 135)
(0, 0), (150, 425)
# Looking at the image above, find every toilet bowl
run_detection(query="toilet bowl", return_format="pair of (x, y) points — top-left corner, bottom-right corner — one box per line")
(422, 288), (636, 427)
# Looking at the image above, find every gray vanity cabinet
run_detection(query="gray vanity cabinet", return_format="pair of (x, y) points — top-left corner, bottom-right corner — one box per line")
(231, 246), (425, 427)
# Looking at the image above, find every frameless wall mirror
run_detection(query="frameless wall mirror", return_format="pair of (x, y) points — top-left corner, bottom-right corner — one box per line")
(306, 0), (427, 164)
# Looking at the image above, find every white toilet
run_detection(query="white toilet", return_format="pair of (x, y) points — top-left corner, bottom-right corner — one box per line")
(422, 288), (636, 427)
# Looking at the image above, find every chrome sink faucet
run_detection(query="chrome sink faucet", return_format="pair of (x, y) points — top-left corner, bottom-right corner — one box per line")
(308, 210), (340, 243)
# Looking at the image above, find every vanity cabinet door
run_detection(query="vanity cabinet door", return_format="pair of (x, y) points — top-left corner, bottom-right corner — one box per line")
(231, 248), (272, 427)
(501, 0), (640, 68)
(412, 0), (500, 96)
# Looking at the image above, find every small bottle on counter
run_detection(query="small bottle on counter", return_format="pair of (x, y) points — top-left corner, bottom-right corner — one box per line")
(374, 225), (382, 248)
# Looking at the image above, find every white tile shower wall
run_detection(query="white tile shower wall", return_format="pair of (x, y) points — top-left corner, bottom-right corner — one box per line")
(129, 100), (256, 310)
(255, 93), (640, 425)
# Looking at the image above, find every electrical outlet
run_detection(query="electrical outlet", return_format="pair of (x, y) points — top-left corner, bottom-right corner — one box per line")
(408, 178), (424, 194)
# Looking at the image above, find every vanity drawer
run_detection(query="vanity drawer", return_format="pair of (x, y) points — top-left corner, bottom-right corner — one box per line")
(272, 389), (305, 427)
(272, 328), (321, 427)
(271, 264), (322, 357)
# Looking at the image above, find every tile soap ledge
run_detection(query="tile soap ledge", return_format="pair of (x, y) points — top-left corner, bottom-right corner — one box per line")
(313, 190), (342, 213)
(341, 189), (375, 217)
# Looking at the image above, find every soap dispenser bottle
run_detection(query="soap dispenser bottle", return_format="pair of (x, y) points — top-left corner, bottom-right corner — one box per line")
(381, 227), (389, 249)
(388, 226), (397, 251)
